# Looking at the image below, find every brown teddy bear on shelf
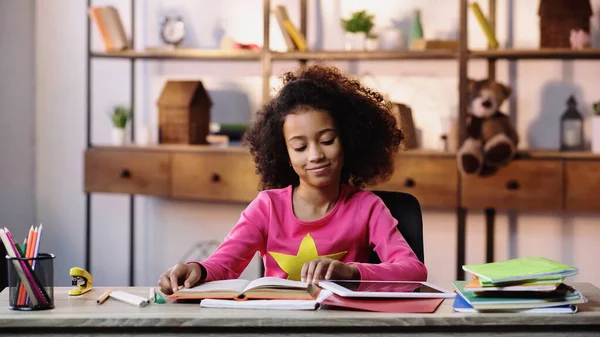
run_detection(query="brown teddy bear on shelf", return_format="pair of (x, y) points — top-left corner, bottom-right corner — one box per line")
(457, 78), (519, 176)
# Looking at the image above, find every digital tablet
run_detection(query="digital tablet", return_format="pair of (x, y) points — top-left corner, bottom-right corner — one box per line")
(318, 280), (456, 299)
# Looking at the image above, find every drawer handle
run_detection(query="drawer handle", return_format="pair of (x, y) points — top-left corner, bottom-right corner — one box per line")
(404, 178), (416, 188)
(211, 173), (221, 183)
(120, 169), (132, 179)
(505, 180), (520, 190)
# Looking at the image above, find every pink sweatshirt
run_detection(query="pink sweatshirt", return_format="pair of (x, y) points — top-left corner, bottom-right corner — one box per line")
(195, 184), (427, 282)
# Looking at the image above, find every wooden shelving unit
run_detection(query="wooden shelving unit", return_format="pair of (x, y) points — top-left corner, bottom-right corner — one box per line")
(85, 0), (600, 285)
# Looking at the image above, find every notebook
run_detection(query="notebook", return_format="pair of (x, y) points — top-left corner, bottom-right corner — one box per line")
(464, 276), (564, 292)
(169, 277), (319, 301)
(321, 294), (444, 313)
(452, 280), (587, 310)
(462, 257), (578, 284)
(452, 293), (578, 314)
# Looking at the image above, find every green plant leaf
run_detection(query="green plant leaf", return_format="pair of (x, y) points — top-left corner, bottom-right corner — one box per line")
(341, 10), (375, 34)
(110, 105), (131, 129)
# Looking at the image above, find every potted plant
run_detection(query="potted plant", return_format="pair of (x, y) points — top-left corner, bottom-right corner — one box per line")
(110, 105), (131, 146)
(366, 33), (379, 51)
(592, 101), (600, 153)
(341, 10), (375, 50)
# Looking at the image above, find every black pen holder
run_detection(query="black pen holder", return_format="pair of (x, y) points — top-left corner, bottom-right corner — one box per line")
(6, 253), (55, 310)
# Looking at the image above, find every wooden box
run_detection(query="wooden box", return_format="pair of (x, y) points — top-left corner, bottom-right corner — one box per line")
(538, 0), (592, 48)
(157, 80), (212, 144)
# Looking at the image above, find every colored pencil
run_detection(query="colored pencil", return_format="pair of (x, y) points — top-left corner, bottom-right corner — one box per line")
(4, 227), (50, 306)
(97, 289), (112, 304)
(0, 229), (40, 307)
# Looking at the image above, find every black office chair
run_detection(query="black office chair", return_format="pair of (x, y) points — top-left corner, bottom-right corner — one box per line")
(370, 190), (425, 264)
(0, 243), (7, 293)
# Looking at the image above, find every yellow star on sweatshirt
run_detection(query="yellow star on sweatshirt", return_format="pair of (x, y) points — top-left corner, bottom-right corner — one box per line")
(268, 233), (347, 281)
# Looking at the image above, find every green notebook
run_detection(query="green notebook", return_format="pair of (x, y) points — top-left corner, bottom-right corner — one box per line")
(462, 257), (578, 284)
(479, 275), (564, 287)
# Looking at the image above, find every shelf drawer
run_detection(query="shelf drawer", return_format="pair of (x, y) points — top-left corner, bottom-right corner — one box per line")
(84, 149), (171, 196)
(373, 157), (458, 208)
(461, 160), (563, 211)
(172, 151), (260, 203)
(565, 161), (600, 212)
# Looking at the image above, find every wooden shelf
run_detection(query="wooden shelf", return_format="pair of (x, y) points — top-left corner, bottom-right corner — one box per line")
(514, 150), (600, 160)
(470, 48), (600, 60)
(90, 48), (262, 61)
(89, 144), (455, 157)
(271, 50), (457, 61)
(88, 144), (600, 160)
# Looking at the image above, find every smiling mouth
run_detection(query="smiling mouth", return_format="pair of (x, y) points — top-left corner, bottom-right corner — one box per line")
(307, 164), (330, 171)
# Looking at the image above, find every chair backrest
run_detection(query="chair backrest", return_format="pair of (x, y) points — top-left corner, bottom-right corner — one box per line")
(0, 243), (7, 293)
(370, 190), (425, 264)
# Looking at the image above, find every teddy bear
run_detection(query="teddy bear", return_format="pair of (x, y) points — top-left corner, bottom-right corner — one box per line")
(457, 78), (519, 176)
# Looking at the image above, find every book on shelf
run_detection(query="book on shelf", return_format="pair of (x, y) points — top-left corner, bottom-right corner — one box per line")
(469, 2), (499, 48)
(168, 276), (320, 301)
(88, 6), (128, 52)
(272, 5), (307, 51)
(273, 5), (297, 51)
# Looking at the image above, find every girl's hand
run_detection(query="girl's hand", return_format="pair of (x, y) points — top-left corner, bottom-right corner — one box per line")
(300, 258), (359, 284)
(158, 263), (203, 295)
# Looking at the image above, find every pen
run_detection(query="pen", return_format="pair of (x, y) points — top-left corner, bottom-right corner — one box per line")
(96, 289), (112, 304)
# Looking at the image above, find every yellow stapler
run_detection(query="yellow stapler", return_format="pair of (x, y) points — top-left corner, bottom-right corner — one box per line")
(69, 267), (94, 296)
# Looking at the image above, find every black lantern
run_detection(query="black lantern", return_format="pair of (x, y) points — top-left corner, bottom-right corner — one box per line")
(560, 95), (584, 151)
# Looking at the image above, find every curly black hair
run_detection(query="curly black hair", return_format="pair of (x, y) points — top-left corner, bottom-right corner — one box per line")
(243, 64), (404, 190)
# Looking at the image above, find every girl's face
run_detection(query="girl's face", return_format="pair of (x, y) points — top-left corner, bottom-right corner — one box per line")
(283, 108), (344, 189)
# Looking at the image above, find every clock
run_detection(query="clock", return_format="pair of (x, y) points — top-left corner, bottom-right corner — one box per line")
(160, 16), (185, 47)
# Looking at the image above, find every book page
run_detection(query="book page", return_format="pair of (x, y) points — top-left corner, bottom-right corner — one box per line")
(200, 290), (332, 310)
(177, 279), (249, 295)
(243, 277), (309, 293)
(200, 299), (319, 310)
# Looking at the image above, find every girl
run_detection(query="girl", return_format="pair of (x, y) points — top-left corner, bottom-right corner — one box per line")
(159, 65), (427, 295)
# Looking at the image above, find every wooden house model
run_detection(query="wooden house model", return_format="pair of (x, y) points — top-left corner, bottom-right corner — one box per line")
(157, 80), (213, 145)
(538, 0), (593, 48)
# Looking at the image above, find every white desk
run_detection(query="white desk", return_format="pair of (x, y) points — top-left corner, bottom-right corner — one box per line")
(1, 283), (599, 336)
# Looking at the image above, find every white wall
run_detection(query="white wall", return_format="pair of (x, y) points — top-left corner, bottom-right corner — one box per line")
(0, 0), (36, 243)
(33, 0), (600, 288)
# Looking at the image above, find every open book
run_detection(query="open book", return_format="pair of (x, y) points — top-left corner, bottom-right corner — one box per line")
(169, 277), (319, 301)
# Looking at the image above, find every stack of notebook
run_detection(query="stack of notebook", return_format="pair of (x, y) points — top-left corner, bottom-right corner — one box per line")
(453, 257), (587, 313)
